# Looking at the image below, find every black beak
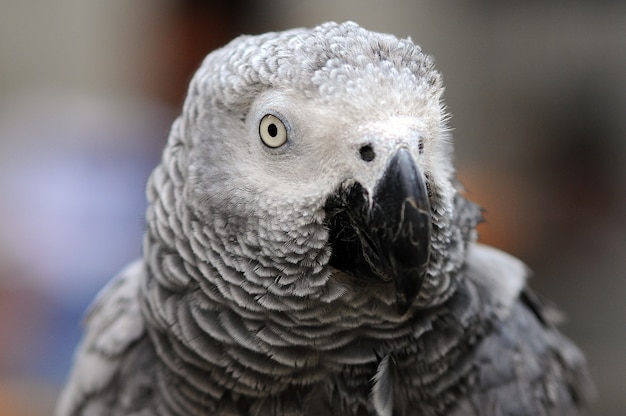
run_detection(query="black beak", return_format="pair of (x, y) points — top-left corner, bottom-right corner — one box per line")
(325, 148), (432, 315)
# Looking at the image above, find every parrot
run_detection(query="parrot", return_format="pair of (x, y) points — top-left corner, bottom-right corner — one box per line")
(56, 21), (593, 416)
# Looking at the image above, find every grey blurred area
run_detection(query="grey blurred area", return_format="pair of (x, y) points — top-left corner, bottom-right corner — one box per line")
(0, 1), (623, 415)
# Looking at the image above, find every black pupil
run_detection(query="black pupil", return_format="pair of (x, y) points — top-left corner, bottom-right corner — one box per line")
(268, 123), (278, 137)
(359, 144), (376, 162)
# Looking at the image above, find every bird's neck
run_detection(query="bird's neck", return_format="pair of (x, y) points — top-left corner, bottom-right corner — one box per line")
(139, 138), (484, 411)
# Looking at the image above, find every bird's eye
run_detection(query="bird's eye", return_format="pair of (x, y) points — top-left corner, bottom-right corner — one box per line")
(259, 114), (288, 148)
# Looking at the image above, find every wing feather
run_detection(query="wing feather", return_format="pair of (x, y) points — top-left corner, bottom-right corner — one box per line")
(55, 260), (146, 416)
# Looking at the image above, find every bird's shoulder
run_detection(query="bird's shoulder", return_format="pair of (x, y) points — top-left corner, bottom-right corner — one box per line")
(55, 260), (149, 416)
(455, 244), (594, 414)
(463, 242), (528, 320)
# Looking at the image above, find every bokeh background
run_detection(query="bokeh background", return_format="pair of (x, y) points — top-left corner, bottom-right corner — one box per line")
(0, 1), (624, 414)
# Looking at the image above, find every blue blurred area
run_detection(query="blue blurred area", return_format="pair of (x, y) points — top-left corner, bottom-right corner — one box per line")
(0, 95), (172, 416)
(0, 1), (624, 415)
(0, 90), (171, 385)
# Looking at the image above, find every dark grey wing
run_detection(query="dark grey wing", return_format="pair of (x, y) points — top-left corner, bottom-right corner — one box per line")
(455, 247), (594, 415)
(55, 260), (151, 416)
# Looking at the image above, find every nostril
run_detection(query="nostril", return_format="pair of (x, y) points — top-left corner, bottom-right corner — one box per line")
(359, 144), (376, 162)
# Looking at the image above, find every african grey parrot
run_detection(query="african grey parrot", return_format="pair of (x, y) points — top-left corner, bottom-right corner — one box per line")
(56, 21), (593, 415)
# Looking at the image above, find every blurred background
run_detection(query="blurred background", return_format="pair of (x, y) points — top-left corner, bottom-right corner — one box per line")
(0, 1), (624, 414)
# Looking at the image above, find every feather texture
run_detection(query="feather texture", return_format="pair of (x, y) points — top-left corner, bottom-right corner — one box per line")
(57, 22), (593, 415)
(371, 355), (394, 416)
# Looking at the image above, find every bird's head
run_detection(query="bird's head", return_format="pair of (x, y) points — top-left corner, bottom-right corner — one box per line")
(150, 22), (477, 321)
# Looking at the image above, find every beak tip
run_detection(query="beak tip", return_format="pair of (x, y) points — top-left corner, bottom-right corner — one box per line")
(326, 147), (432, 317)
(393, 266), (426, 315)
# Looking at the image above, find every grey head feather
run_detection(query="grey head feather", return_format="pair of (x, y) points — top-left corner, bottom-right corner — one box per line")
(167, 20), (461, 311)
